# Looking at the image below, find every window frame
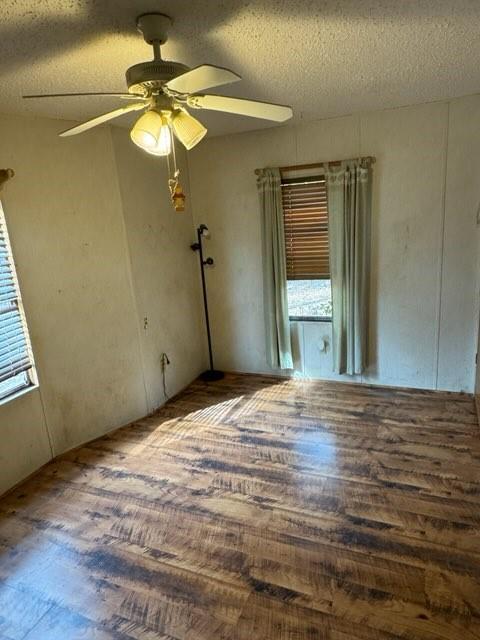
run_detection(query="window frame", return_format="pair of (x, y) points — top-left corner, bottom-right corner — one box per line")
(0, 200), (37, 405)
(287, 277), (333, 323)
(289, 315), (332, 323)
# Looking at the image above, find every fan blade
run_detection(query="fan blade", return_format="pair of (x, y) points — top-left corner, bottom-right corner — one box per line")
(165, 65), (241, 95)
(187, 94), (293, 122)
(23, 92), (145, 100)
(59, 102), (146, 137)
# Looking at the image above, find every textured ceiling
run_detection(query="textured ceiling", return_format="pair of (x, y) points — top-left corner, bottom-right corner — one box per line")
(1, 0), (480, 137)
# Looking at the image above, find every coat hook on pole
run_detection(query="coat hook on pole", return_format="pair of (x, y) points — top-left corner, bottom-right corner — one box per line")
(190, 224), (224, 382)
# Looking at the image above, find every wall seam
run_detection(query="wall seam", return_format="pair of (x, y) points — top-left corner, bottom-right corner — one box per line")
(37, 384), (55, 458)
(434, 101), (450, 390)
(184, 146), (215, 371)
(294, 123), (299, 163)
(108, 127), (150, 414)
(183, 142), (201, 239)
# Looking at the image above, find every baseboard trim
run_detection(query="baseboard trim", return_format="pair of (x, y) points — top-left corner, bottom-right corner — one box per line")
(218, 369), (473, 398)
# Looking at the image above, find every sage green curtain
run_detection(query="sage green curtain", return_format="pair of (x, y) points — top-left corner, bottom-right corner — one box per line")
(325, 160), (372, 375)
(256, 167), (293, 370)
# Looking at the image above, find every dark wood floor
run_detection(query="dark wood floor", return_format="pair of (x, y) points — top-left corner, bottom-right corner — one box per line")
(0, 373), (479, 639)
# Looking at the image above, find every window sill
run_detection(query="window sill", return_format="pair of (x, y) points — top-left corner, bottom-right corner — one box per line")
(0, 383), (39, 408)
(289, 317), (332, 323)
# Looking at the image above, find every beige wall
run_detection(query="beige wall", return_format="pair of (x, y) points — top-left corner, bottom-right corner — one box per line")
(439, 96), (480, 392)
(0, 113), (205, 495)
(188, 97), (480, 392)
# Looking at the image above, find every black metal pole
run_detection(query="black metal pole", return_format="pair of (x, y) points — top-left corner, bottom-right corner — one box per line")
(191, 225), (224, 382)
(197, 227), (214, 371)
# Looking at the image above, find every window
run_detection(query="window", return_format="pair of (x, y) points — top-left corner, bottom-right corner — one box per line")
(281, 174), (332, 321)
(0, 201), (36, 402)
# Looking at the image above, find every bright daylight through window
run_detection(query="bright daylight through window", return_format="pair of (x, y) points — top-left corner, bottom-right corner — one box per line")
(282, 174), (332, 320)
(0, 200), (36, 402)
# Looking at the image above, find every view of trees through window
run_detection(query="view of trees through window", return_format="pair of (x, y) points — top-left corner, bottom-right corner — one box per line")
(287, 279), (332, 319)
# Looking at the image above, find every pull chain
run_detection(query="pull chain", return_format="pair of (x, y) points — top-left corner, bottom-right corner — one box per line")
(167, 131), (186, 212)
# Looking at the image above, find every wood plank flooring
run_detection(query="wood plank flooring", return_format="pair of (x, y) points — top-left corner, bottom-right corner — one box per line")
(0, 372), (479, 639)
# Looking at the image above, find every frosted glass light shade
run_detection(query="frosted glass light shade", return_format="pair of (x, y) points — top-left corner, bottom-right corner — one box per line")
(147, 122), (172, 156)
(171, 110), (207, 150)
(130, 110), (172, 156)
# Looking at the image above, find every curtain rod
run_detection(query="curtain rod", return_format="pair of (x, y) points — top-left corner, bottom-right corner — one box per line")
(0, 169), (14, 192)
(254, 156), (375, 175)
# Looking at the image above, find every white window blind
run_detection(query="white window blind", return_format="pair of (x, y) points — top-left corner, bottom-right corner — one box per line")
(0, 200), (35, 401)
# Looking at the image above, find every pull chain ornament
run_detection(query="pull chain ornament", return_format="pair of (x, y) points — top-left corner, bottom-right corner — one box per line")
(170, 178), (186, 212)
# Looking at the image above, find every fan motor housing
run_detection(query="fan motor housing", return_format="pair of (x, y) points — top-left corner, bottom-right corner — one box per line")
(126, 60), (189, 94)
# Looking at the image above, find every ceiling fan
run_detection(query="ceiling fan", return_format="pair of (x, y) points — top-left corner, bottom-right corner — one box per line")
(23, 13), (293, 157)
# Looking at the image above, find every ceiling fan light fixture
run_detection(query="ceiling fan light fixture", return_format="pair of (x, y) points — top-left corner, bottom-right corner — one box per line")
(171, 110), (207, 150)
(25, 10), (293, 215)
(130, 109), (172, 156)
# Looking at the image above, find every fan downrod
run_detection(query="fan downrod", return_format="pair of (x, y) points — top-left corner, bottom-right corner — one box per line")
(136, 13), (172, 46)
